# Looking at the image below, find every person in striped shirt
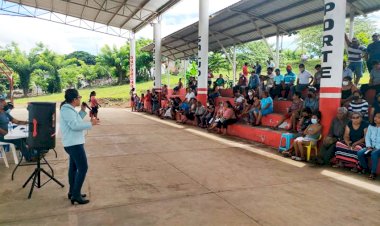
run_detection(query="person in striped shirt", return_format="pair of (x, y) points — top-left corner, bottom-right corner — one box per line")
(345, 34), (366, 85)
(348, 90), (369, 121)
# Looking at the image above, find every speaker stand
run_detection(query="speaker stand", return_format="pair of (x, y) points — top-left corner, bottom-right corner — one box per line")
(22, 149), (64, 199)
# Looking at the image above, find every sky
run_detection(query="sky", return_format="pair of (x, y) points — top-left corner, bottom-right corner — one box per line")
(0, 0), (240, 55)
(0, 0), (380, 56)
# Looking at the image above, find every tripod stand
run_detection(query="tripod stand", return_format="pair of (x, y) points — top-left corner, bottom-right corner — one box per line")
(22, 149), (64, 199)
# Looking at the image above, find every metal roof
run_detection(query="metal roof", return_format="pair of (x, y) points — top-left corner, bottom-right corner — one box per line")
(142, 0), (380, 60)
(4, 0), (180, 33)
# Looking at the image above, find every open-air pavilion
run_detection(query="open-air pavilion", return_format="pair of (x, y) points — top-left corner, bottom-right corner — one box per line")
(2, 0), (380, 225)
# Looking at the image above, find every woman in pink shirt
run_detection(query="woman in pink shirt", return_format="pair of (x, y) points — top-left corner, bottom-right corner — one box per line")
(89, 91), (100, 121)
(216, 101), (237, 135)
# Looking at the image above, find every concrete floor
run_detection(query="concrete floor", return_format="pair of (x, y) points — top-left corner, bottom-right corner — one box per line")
(1, 108), (380, 226)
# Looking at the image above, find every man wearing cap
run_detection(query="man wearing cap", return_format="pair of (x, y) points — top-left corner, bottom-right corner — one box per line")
(303, 87), (319, 113)
(0, 98), (32, 161)
(345, 34), (366, 85)
(283, 65), (296, 99)
(365, 33), (380, 73)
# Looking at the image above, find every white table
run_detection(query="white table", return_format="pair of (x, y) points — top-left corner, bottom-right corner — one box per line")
(1, 125), (28, 165)
(4, 125), (28, 140)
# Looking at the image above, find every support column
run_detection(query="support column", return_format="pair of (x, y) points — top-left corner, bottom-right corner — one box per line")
(320, 0), (346, 136)
(129, 32), (136, 90)
(153, 19), (162, 92)
(275, 28), (280, 68)
(349, 7), (355, 39)
(197, 0), (209, 105)
(184, 59), (188, 88)
(233, 45), (237, 86)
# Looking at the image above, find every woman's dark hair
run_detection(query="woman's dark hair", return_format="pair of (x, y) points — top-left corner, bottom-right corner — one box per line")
(89, 91), (96, 102)
(60, 89), (79, 109)
(313, 110), (322, 120)
(302, 107), (312, 115)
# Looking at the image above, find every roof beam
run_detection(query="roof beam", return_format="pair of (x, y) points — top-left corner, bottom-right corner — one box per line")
(210, 30), (243, 45)
(208, 0), (278, 28)
(106, 0), (128, 26)
(120, 0), (150, 29)
(133, 0), (181, 32)
(93, 0), (108, 21)
(230, 9), (290, 35)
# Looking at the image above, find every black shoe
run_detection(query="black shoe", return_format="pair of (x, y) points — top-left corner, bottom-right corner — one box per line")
(68, 193), (87, 200)
(71, 197), (90, 205)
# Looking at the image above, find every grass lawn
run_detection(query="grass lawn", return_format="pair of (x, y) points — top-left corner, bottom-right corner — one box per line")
(14, 75), (184, 104)
(13, 70), (370, 105)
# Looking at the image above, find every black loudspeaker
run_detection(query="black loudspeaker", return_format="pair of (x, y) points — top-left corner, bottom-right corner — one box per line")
(27, 102), (56, 150)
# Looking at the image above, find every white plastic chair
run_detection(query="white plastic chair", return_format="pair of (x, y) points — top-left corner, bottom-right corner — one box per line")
(0, 142), (19, 165)
(0, 145), (9, 168)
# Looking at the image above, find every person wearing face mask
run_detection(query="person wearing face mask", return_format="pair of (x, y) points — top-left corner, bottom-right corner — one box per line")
(0, 97), (31, 160)
(303, 87), (319, 113)
(370, 93), (380, 124)
(314, 107), (349, 165)
(292, 111), (322, 161)
(341, 76), (358, 107)
(240, 89), (255, 121)
(365, 33), (380, 73)
(345, 34), (366, 86)
(348, 90), (369, 121)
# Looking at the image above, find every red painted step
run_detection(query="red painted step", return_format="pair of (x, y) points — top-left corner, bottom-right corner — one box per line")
(227, 123), (284, 148)
(219, 89), (234, 97)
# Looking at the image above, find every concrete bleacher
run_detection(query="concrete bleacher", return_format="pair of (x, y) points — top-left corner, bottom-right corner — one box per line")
(162, 88), (293, 149)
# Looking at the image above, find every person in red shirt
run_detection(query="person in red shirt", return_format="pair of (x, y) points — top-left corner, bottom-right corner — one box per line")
(242, 62), (249, 77)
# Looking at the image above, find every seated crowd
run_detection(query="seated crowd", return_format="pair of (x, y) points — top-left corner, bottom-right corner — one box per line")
(133, 32), (380, 179)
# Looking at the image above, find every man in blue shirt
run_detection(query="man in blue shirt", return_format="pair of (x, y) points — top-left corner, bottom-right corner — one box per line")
(248, 71), (260, 92)
(282, 65), (296, 100)
(0, 97), (31, 160)
(271, 68), (284, 99)
(366, 33), (380, 73)
(255, 61), (262, 75)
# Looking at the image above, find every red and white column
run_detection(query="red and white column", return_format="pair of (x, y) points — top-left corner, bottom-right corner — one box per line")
(320, 0), (346, 135)
(129, 32), (136, 107)
(153, 18), (162, 93)
(197, 0), (209, 105)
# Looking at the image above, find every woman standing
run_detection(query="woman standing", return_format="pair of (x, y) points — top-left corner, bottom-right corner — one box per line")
(60, 89), (97, 205)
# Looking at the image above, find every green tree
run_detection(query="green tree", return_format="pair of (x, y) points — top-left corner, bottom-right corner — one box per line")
(296, 25), (323, 56)
(0, 42), (32, 96)
(97, 44), (129, 84)
(66, 51), (96, 65)
(208, 51), (230, 74)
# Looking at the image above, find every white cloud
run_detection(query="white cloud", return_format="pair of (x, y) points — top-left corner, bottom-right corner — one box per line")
(0, 0), (240, 54)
